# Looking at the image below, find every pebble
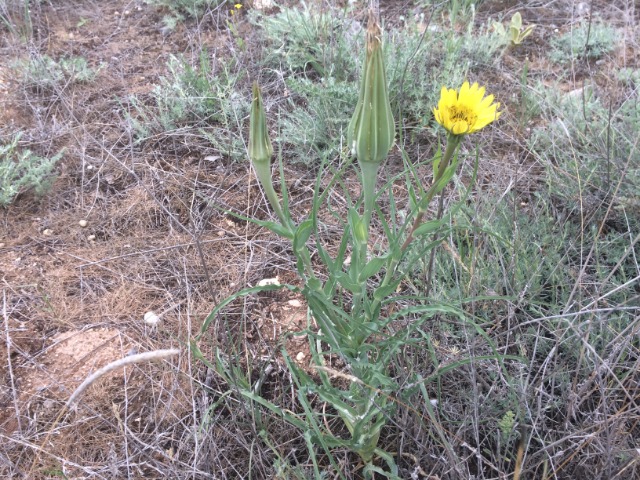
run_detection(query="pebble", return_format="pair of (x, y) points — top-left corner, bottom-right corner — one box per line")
(257, 277), (280, 287)
(43, 229), (53, 236)
(296, 352), (306, 361)
(288, 299), (302, 308)
(87, 235), (96, 241)
(144, 311), (161, 326)
(79, 219), (88, 228)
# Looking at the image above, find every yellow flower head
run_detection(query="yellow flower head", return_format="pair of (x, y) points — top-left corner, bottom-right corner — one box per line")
(234, 3), (242, 9)
(433, 82), (501, 136)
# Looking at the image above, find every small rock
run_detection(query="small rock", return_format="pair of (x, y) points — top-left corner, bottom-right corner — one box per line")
(87, 235), (96, 241)
(288, 299), (302, 308)
(79, 219), (88, 228)
(144, 311), (161, 326)
(43, 229), (53, 236)
(253, 0), (274, 9)
(257, 277), (280, 287)
(575, 2), (589, 16)
(296, 352), (306, 362)
(124, 10), (130, 15)
(566, 87), (585, 99)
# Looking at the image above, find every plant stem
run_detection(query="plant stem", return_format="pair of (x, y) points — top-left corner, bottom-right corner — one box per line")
(359, 160), (380, 232)
(252, 160), (292, 233)
(365, 134), (461, 319)
(352, 160), (381, 318)
(401, 134), (459, 252)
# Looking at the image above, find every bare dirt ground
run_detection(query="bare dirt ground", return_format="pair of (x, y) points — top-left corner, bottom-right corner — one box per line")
(1, 0), (638, 478)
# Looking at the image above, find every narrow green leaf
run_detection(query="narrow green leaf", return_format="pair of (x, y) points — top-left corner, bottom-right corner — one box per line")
(413, 217), (448, 237)
(358, 255), (388, 282)
(334, 271), (362, 294)
(198, 283), (288, 338)
(293, 219), (313, 252)
(373, 282), (400, 301)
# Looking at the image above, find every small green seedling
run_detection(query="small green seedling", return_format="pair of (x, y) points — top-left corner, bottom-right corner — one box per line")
(493, 12), (535, 47)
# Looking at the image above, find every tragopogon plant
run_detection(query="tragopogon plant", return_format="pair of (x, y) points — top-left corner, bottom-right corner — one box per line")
(493, 12), (535, 48)
(193, 10), (501, 478)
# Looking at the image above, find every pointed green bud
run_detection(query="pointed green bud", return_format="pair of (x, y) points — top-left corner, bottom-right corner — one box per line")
(347, 11), (395, 165)
(247, 82), (291, 233)
(249, 81), (273, 165)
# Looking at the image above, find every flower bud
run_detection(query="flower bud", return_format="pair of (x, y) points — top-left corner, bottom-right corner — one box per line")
(249, 82), (273, 164)
(347, 11), (395, 165)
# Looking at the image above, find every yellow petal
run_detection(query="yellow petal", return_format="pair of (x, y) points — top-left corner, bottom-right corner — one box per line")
(474, 85), (487, 103)
(473, 117), (493, 131)
(458, 81), (471, 102)
(442, 87), (456, 106)
(433, 107), (441, 124)
(452, 120), (469, 135)
(479, 94), (495, 109)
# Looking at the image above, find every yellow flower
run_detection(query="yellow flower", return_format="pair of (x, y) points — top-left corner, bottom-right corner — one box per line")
(433, 81), (501, 136)
(234, 3), (242, 9)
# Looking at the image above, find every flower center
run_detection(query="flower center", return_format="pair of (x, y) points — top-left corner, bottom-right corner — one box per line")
(448, 106), (477, 125)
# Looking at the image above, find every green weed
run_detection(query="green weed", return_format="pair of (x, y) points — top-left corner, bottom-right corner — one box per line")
(125, 49), (248, 160)
(550, 21), (618, 63)
(13, 54), (101, 92)
(0, 133), (63, 206)
(529, 83), (640, 218)
(144, 0), (225, 32)
(0, 0), (33, 40)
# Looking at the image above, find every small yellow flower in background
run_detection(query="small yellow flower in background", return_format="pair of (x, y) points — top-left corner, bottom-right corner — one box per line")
(433, 81), (501, 136)
(234, 3), (242, 9)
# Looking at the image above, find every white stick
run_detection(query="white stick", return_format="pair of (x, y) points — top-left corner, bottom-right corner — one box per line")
(66, 349), (181, 407)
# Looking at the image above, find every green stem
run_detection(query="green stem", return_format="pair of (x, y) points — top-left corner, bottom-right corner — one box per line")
(353, 160), (380, 320)
(359, 160), (380, 232)
(367, 134), (461, 317)
(400, 134), (460, 252)
(252, 160), (292, 233)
